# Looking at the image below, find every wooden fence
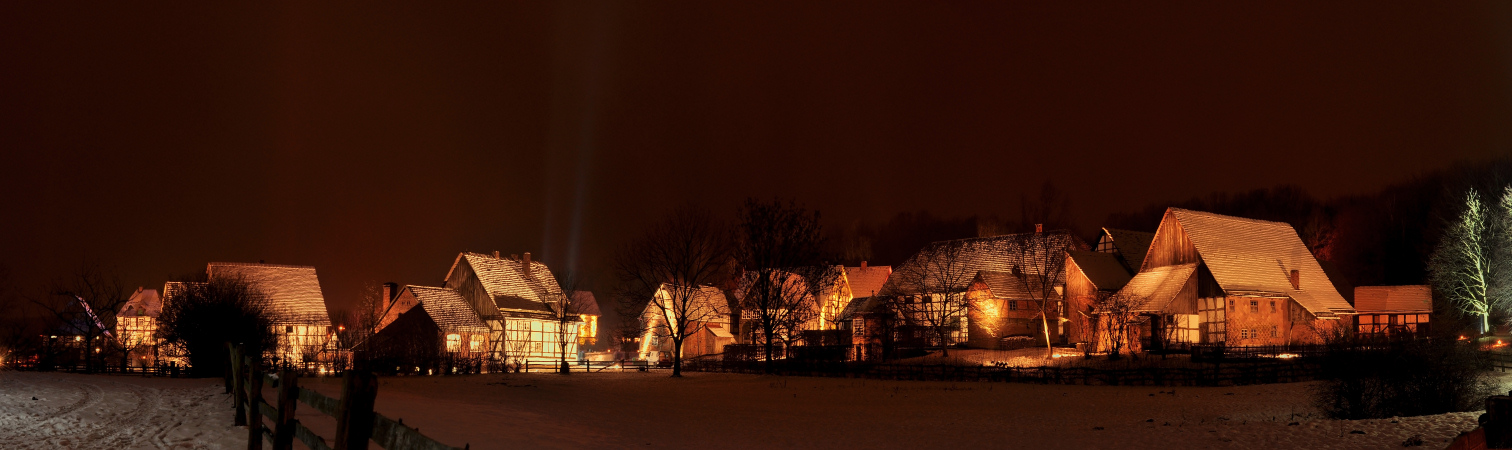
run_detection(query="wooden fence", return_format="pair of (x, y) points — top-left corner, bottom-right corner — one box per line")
(228, 343), (467, 450)
(686, 359), (1321, 386)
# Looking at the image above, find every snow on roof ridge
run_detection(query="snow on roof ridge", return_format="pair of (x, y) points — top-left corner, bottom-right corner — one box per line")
(1168, 208), (1291, 228)
(207, 261), (317, 270)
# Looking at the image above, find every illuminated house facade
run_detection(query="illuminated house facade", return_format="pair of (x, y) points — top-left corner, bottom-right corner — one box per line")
(639, 284), (732, 361)
(209, 262), (337, 366)
(1353, 285), (1432, 337)
(880, 231), (1085, 349)
(1107, 208), (1356, 352)
(433, 252), (580, 363)
(114, 287), (163, 366)
(570, 291), (601, 347)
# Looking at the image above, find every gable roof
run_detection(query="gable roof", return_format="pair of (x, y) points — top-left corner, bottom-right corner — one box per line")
(571, 291), (601, 316)
(1119, 263), (1198, 313)
(973, 271), (1057, 300)
(1165, 208), (1354, 317)
(206, 262), (331, 324)
(1354, 285), (1432, 314)
(843, 265), (892, 298)
(1068, 251), (1134, 291)
(1103, 228), (1154, 272)
(406, 285), (488, 331)
(837, 296), (887, 321)
(884, 231), (1085, 295)
(447, 252), (562, 312)
(118, 287), (162, 318)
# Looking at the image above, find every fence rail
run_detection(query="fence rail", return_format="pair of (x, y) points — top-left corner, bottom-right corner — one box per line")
(228, 343), (467, 450)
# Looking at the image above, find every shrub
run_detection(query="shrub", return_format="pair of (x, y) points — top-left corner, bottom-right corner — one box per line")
(1313, 339), (1497, 419)
(157, 277), (276, 377)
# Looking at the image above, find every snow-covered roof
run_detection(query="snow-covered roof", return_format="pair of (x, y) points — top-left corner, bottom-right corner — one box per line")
(206, 262), (331, 325)
(884, 231), (1083, 295)
(1164, 209), (1354, 317)
(1354, 285), (1432, 314)
(973, 271), (1056, 300)
(1068, 251), (1133, 291)
(843, 265), (892, 299)
(1120, 263), (1198, 313)
(646, 284), (728, 321)
(407, 286), (488, 331)
(837, 296), (887, 320)
(447, 252), (562, 313)
(118, 287), (162, 318)
(1103, 228), (1154, 272)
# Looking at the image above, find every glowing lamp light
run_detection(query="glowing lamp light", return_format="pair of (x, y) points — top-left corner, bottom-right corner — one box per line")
(338, 325), (345, 332)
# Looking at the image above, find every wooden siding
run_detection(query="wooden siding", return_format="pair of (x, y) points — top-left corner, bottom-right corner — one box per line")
(1062, 256), (1099, 344)
(444, 257), (497, 322)
(1142, 212), (1199, 270)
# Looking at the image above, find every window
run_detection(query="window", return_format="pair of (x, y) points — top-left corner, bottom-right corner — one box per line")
(445, 334), (461, 352)
(469, 334), (483, 351)
(1008, 300), (1018, 311)
(1228, 300), (1235, 312)
(1269, 301), (1277, 313)
(1270, 326), (1277, 338)
(286, 325), (294, 333)
(1240, 328), (1250, 339)
(1249, 300), (1259, 313)
(852, 318), (864, 337)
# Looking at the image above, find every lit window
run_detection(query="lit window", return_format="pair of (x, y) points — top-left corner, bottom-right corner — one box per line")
(446, 334), (461, 352)
(469, 334), (483, 351)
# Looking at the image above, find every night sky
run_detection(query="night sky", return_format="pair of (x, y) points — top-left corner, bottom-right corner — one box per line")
(3, 2), (1510, 315)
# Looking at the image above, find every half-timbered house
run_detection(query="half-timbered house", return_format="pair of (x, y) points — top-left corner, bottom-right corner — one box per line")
(1105, 208), (1356, 352)
(638, 284), (732, 361)
(204, 262), (339, 367)
(884, 231), (1086, 349)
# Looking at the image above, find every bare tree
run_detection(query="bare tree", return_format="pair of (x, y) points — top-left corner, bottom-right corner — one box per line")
(542, 272), (587, 374)
(1430, 187), (1511, 334)
(885, 239), (975, 357)
(1093, 290), (1142, 360)
(29, 263), (129, 372)
(1001, 231), (1079, 357)
(615, 205), (733, 377)
(735, 199), (833, 368)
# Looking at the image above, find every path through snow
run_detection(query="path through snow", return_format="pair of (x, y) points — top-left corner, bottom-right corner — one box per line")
(0, 371), (242, 449)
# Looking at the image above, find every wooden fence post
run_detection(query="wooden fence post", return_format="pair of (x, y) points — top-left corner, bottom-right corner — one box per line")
(233, 345), (247, 426)
(334, 370), (378, 450)
(246, 357), (264, 450)
(274, 369), (299, 450)
(225, 342), (235, 393)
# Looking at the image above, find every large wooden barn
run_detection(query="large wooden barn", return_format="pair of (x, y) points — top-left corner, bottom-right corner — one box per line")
(1104, 208), (1356, 352)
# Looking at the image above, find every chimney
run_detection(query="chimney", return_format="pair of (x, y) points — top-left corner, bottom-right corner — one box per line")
(1289, 270), (1300, 290)
(522, 252), (532, 276)
(493, 251), (501, 259)
(1035, 224), (1043, 233)
(380, 282), (398, 315)
(860, 261), (868, 269)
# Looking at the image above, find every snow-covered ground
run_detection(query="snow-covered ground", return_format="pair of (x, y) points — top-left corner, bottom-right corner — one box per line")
(0, 371), (242, 449)
(0, 369), (1495, 449)
(295, 371), (1491, 450)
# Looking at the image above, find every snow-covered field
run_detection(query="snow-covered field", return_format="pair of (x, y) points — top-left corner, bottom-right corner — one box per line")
(0, 369), (1495, 449)
(0, 371), (242, 449)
